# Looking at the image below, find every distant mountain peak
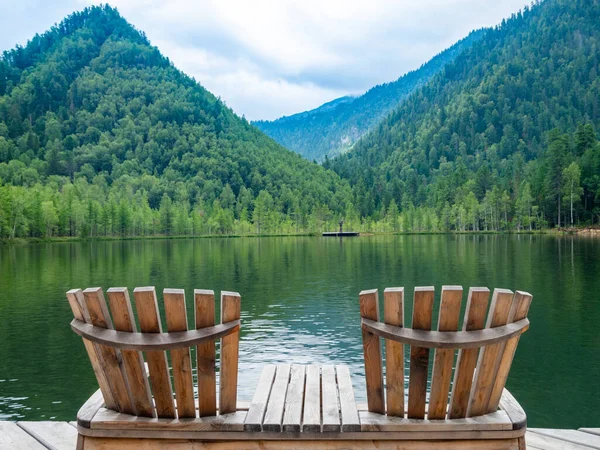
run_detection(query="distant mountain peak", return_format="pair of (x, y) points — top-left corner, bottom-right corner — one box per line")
(253, 30), (484, 162)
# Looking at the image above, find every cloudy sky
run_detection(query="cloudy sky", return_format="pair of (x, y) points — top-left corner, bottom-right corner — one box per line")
(1, 0), (530, 120)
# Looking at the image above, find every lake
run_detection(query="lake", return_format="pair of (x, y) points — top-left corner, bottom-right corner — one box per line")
(0, 235), (599, 428)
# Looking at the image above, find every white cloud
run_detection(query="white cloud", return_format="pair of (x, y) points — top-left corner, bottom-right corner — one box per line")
(4, 0), (532, 120)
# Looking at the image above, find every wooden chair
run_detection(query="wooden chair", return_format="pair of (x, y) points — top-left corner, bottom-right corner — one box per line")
(69, 285), (531, 450)
(67, 286), (242, 449)
(358, 286), (532, 449)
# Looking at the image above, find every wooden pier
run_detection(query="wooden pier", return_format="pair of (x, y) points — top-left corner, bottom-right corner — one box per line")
(323, 220), (359, 236)
(0, 421), (599, 449)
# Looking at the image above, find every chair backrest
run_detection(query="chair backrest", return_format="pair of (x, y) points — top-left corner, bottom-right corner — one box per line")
(67, 286), (241, 419)
(359, 286), (531, 420)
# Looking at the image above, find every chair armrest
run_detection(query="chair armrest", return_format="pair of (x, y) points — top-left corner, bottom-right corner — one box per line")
(499, 388), (527, 431)
(77, 388), (105, 428)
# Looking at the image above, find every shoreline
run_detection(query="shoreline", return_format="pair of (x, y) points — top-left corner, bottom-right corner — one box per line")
(2, 228), (595, 245)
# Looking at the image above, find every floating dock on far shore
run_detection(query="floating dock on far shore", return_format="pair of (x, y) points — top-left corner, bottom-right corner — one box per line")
(322, 231), (360, 236)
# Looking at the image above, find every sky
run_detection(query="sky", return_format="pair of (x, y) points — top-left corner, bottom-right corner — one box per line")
(0, 0), (531, 121)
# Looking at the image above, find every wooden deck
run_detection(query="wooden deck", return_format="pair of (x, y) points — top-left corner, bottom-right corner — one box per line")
(1, 421), (599, 449)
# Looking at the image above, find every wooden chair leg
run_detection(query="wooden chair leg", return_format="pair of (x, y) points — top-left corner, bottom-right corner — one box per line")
(76, 434), (85, 450)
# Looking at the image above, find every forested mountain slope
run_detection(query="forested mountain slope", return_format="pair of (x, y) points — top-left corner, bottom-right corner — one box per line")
(328, 0), (600, 230)
(253, 31), (483, 162)
(0, 6), (352, 238)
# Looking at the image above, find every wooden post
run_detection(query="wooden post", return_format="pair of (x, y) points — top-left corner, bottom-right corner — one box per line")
(448, 287), (489, 419)
(407, 287), (434, 419)
(133, 287), (176, 418)
(106, 288), (155, 418)
(164, 288), (196, 418)
(428, 286), (463, 419)
(219, 291), (241, 414)
(195, 289), (217, 417)
(384, 287), (404, 417)
(360, 289), (384, 414)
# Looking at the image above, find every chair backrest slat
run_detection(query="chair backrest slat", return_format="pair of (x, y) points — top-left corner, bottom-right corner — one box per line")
(195, 289), (217, 417)
(133, 287), (176, 418)
(106, 288), (154, 418)
(383, 287), (404, 417)
(407, 287), (434, 419)
(67, 289), (118, 411)
(468, 288), (514, 417)
(448, 287), (490, 419)
(219, 291), (241, 414)
(164, 289), (196, 418)
(359, 289), (384, 414)
(428, 286), (463, 419)
(83, 287), (135, 415)
(486, 291), (532, 413)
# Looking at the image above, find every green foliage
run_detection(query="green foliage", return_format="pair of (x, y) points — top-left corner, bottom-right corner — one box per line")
(329, 0), (600, 229)
(0, 5), (354, 239)
(254, 31), (484, 162)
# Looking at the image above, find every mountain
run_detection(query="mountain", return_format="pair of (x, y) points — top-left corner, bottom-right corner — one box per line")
(253, 31), (484, 162)
(327, 0), (600, 230)
(0, 6), (353, 239)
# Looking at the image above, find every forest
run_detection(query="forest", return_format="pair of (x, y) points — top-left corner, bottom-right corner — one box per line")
(327, 0), (600, 231)
(1, 0), (600, 240)
(0, 6), (353, 239)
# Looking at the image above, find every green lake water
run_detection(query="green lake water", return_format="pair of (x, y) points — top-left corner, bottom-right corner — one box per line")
(0, 235), (599, 428)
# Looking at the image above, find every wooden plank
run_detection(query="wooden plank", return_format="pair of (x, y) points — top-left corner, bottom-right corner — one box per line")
(133, 287), (176, 418)
(428, 286), (462, 420)
(17, 421), (78, 450)
(0, 422), (46, 449)
(262, 364), (291, 432)
(530, 429), (600, 449)
(383, 287), (404, 417)
(77, 424), (525, 441)
(487, 291), (533, 413)
(78, 436), (523, 450)
(106, 288), (154, 418)
(163, 289), (196, 419)
(302, 364), (321, 432)
(244, 365), (277, 431)
(359, 289), (384, 414)
(407, 286), (434, 419)
(282, 365), (306, 432)
(468, 288), (514, 417)
(83, 287), (135, 415)
(526, 430), (595, 450)
(448, 287), (489, 419)
(219, 291), (241, 415)
(77, 388), (106, 428)
(91, 408), (247, 432)
(359, 409), (513, 431)
(322, 365), (340, 432)
(336, 365), (361, 432)
(195, 289), (217, 417)
(580, 429), (600, 437)
(67, 289), (117, 411)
